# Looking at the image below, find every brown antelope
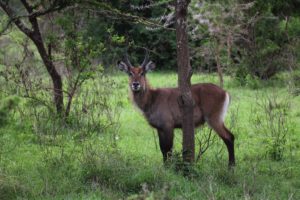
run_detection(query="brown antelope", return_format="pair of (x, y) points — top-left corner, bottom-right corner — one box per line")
(118, 53), (235, 167)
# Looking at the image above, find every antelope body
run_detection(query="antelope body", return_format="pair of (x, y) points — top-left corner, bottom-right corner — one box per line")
(118, 53), (235, 166)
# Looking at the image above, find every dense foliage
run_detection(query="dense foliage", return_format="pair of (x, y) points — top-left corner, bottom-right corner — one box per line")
(86, 0), (300, 81)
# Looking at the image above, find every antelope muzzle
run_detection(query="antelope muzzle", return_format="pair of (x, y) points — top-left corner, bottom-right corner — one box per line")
(131, 81), (141, 92)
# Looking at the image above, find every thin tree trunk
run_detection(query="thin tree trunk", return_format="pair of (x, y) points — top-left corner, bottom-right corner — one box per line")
(284, 16), (290, 42)
(175, 0), (195, 163)
(215, 41), (224, 88)
(31, 33), (64, 114)
(226, 33), (232, 68)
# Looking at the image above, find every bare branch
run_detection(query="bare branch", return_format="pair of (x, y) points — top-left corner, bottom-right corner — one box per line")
(83, 1), (175, 31)
(0, 0), (72, 36)
(196, 128), (217, 162)
(24, 0), (71, 18)
(130, 0), (173, 11)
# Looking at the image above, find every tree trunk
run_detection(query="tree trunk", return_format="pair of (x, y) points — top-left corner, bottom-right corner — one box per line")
(175, 0), (195, 163)
(215, 41), (224, 88)
(31, 33), (64, 114)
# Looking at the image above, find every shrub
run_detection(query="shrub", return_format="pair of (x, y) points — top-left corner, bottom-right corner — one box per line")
(0, 96), (19, 127)
(251, 92), (295, 161)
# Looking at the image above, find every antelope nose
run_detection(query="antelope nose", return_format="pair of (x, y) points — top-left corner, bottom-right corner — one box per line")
(132, 82), (140, 87)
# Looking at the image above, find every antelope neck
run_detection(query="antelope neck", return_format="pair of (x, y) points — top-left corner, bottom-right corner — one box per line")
(132, 85), (154, 112)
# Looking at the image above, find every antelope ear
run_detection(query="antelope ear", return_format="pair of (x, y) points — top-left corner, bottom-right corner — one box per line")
(144, 61), (156, 73)
(117, 61), (130, 73)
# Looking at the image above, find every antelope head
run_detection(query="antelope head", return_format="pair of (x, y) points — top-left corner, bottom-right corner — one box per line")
(118, 51), (155, 93)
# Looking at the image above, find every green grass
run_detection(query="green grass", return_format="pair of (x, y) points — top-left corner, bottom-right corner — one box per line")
(0, 72), (300, 199)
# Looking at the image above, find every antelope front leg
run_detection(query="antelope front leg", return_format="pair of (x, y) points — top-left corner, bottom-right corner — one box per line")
(157, 128), (174, 163)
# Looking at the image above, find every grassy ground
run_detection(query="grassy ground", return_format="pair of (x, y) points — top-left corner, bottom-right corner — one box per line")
(0, 72), (300, 199)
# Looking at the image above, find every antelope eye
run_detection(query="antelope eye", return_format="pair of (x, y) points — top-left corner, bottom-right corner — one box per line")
(129, 72), (134, 76)
(140, 72), (145, 76)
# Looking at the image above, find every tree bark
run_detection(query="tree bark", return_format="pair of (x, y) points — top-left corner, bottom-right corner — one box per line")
(0, 1), (64, 114)
(175, 0), (195, 163)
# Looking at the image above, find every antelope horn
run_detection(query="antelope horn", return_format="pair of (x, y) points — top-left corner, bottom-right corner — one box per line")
(141, 49), (149, 67)
(124, 53), (133, 67)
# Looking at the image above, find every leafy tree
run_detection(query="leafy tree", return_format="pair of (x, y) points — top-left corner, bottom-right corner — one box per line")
(0, 0), (119, 117)
(189, 0), (300, 82)
(0, 0), (72, 115)
(52, 8), (106, 118)
(236, 0), (300, 80)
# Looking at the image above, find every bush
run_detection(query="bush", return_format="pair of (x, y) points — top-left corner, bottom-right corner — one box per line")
(0, 96), (19, 127)
(250, 92), (295, 161)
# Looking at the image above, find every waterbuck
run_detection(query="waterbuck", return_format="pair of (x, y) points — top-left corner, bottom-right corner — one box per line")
(117, 53), (235, 167)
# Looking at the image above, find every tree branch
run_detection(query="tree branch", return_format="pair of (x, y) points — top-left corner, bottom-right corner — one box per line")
(21, 0), (70, 18)
(83, 1), (175, 31)
(0, 1), (33, 36)
(0, 0), (71, 36)
(20, 0), (34, 13)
